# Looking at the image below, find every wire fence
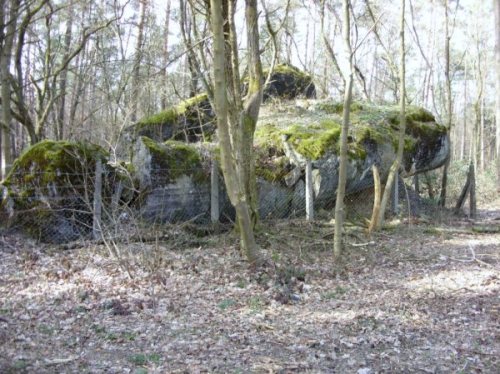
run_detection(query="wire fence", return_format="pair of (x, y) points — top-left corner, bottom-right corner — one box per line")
(1, 155), (482, 245)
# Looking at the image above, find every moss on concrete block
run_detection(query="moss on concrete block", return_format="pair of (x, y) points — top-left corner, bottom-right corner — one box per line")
(132, 93), (214, 143)
(140, 137), (207, 183)
(263, 63), (316, 100)
(4, 140), (108, 188)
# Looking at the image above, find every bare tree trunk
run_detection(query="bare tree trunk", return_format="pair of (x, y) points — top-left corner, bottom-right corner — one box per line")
(333, 0), (354, 258)
(454, 161), (473, 215)
(130, 0), (148, 123)
(365, 0), (400, 100)
(210, 0), (263, 265)
(480, 97), (485, 171)
(376, 0), (406, 229)
(179, 0), (200, 97)
(161, 0), (171, 109)
(439, 0), (452, 207)
(461, 60), (467, 161)
(56, 9), (73, 140)
(319, 1), (345, 89)
(0, 0), (19, 179)
(495, 0), (500, 191)
(469, 161), (476, 219)
(368, 164), (381, 234)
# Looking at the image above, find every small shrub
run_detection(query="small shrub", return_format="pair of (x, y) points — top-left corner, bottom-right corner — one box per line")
(128, 353), (161, 366)
(218, 299), (236, 310)
(248, 296), (265, 312)
(321, 286), (348, 300)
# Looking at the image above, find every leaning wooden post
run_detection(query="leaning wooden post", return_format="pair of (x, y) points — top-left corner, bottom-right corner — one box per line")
(211, 159), (220, 223)
(413, 174), (419, 195)
(392, 172), (399, 215)
(469, 161), (477, 219)
(305, 159), (314, 221)
(93, 159), (103, 240)
(454, 163), (472, 214)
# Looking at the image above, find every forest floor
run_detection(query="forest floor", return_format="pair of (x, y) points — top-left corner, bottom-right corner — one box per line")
(0, 200), (499, 373)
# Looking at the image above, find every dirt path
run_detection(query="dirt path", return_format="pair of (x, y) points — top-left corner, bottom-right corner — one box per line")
(0, 207), (499, 373)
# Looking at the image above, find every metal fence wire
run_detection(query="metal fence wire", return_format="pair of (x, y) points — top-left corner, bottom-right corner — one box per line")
(0, 155), (471, 245)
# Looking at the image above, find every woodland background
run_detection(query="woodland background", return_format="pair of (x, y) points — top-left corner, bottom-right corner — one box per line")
(0, 0), (498, 177)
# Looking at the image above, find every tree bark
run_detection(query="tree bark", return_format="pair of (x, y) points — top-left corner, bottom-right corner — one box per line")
(56, 9), (73, 140)
(376, 0), (406, 229)
(179, 0), (200, 97)
(209, 0), (263, 265)
(469, 161), (476, 219)
(161, 0), (171, 109)
(439, 0), (452, 207)
(0, 0), (19, 179)
(319, 1), (345, 90)
(495, 0), (500, 191)
(130, 0), (148, 123)
(334, 0), (354, 258)
(368, 164), (381, 234)
(454, 161), (472, 215)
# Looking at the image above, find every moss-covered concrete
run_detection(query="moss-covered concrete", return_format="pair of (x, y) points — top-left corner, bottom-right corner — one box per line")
(3, 140), (108, 189)
(316, 102), (446, 156)
(253, 101), (447, 183)
(1, 140), (110, 242)
(255, 119), (364, 162)
(317, 101), (365, 115)
(140, 136), (207, 183)
(132, 93), (214, 143)
(263, 63), (316, 101)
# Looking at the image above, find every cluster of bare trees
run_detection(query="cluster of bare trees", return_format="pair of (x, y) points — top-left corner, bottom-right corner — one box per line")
(0, 0), (499, 262)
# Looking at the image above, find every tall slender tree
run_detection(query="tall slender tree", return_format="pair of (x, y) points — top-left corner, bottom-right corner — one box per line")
(439, 0), (452, 207)
(333, 0), (354, 258)
(0, 0), (19, 179)
(130, 0), (148, 123)
(495, 0), (500, 191)
(210, 0), (264, 265)
(375, 0), (406, 230)
(55, 8), (73, 140)
(161, 0), (172, 109)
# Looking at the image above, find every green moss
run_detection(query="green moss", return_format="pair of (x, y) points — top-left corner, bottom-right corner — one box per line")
(176, 93), (209, 114)
(285, 120), (342, 159)
(262, 63), (315, 100)
(134, 93), (213, 141)
(136, 94), (210, 129)
(141, 137), (206, 183)
(255, 156), (290, 182)
(1, 140), (109, 239)
(405, 106), (436, 123)
(4, 140), (107, 187)
(269, 63), (310, 79)
(259, 102), (446, 163)
(255, 121), (342, 160)
(254, 123), (286, 156)
(406, 120), (447, 139)
(318, 101), (364, 115)
(347, 143), (367, 160)
(255, 120), (371, 161)
(403, 137), (418, 154)
(354, 124), (391, 145)
(136, 108), (178, 130)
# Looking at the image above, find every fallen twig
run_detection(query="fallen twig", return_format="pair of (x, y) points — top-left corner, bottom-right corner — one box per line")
(349, 241), (376, 247)
(450, 243), (496, 268)
(44, 355), (79, 366)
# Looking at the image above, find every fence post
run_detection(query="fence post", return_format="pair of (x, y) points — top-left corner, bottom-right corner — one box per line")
(392, 172), (399, 215)
(211, 159), (220, 223)
(469, 162), (476, 219)
(305, 159), (314, 221)
(413, 174), (419, 195)
(93, 159), (103, 240)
